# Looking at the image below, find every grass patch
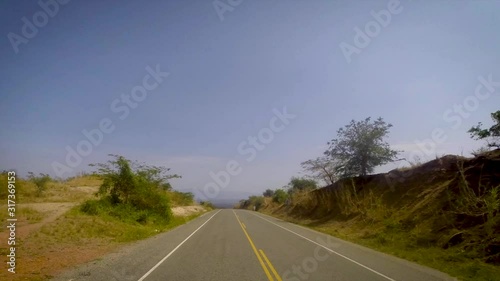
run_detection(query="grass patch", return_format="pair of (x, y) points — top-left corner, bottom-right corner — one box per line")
(0, 207), (44, 232)
(167, 190), (195, 207)
(329, 228), (500, 281)
(36, 203), (206, 244)
(1, 204), (206, 281)
(18, 207), (44, 223)
(266, 211), (500, 281)
(65, 174), (103, 187)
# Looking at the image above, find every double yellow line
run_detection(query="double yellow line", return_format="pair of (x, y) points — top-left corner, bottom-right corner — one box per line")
(233, 211), (282, 281)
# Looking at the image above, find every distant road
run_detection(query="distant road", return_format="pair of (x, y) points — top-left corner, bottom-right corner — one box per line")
(54, 209), (455, 281)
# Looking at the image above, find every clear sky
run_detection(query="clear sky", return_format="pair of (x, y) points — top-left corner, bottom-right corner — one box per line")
(1, 0), (499, 201)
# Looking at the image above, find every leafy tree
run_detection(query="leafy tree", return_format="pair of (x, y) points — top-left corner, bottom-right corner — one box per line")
(468, 110), (500, 149)
(27, 172), (51, 197)
(90, 154), (180, 204)
(272, 189), (288, 204)
(324, 117), (399, 177)
(301, 156), (340, 186)
(287, 177), (317, 194)
(263, 189), (275, 197)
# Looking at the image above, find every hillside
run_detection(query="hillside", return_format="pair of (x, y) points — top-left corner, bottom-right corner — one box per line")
(0, 174), (209, 280)
(252, 150), (500, 281)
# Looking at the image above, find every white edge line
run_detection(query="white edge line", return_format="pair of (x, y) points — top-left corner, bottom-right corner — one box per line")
(250, 212), (396, 281)
(137, 210), (221, 281)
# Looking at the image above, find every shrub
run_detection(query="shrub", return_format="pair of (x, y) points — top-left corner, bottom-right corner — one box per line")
(27, 172), (52, 197)
(87, 155), (180, 223)
(272, 189), (288, 204)
(80, 199), (102, 215)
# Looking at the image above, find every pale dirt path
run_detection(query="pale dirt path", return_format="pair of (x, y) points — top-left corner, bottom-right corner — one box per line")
(17, 202), (77, 239)
(3, 203), (206, 241)
(0, 202), (77, 241)
(0, 199), (206, 280)
(171, 205), (206, 216)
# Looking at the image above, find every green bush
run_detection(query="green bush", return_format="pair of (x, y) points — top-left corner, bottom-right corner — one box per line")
(27, 172), (52, 197)
(273, 189), (288, 204)
(80, 199), (103, 215)
(86, 155), (180, 224)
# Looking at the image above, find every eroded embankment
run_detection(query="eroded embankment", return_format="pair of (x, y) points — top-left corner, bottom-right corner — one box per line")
(261, 150), (500, 280)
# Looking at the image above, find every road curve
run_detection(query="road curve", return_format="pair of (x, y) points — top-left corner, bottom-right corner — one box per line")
(53, 209), (456, 281)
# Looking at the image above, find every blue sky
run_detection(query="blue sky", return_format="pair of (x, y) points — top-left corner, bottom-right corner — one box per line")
(1, 0), (499, 201)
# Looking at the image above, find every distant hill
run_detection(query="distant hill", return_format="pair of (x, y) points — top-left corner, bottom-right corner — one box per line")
(210, 199), (239, 209)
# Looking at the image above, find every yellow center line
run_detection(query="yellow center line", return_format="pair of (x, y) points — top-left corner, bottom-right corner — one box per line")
(242, 223), (246, 229)
(259, 249), (283, 281)
(233, 211), (274, 281)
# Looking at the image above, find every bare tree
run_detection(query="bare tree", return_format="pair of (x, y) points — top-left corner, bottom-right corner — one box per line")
(301, 157), (339, 186)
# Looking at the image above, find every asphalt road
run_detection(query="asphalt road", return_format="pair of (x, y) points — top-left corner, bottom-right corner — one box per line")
(53, 209), (456, 281)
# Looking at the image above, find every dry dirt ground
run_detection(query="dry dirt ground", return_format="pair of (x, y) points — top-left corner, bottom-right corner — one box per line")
(171, 205), (205, 216)
(0, 196), (113, 280)
(6, 203), (76, 239)
(0, 185), (204, 280)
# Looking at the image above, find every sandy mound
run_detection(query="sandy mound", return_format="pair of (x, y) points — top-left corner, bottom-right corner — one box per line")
(171, 205), (206, 216)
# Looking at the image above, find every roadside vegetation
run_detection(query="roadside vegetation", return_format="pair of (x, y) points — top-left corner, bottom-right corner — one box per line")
(238, 111), (500, 281)
(0, 155), (211, 280)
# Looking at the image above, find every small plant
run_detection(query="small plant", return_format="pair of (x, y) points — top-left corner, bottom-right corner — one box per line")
(448, 161), (500, 236)
(27, 172), (52, 197)
(407, 155), (423, 168)
(471, 146), (491, 157)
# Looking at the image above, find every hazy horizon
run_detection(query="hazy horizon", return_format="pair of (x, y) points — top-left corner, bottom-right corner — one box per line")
(2, 0), (500, 201)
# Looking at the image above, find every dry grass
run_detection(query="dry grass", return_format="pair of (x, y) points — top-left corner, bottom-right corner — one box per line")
(14, 175), (101, 203)
(260, 151), (500, 281)
(0, 174), (204, 280)
(65, 174), (103, 187)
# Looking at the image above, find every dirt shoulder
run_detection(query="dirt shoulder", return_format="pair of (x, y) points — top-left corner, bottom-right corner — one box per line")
(0, 202), (207, 280)
(171, 205), (206, 217)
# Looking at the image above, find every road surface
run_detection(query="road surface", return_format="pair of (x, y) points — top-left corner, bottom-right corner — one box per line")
(53, 209), (456, 281)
